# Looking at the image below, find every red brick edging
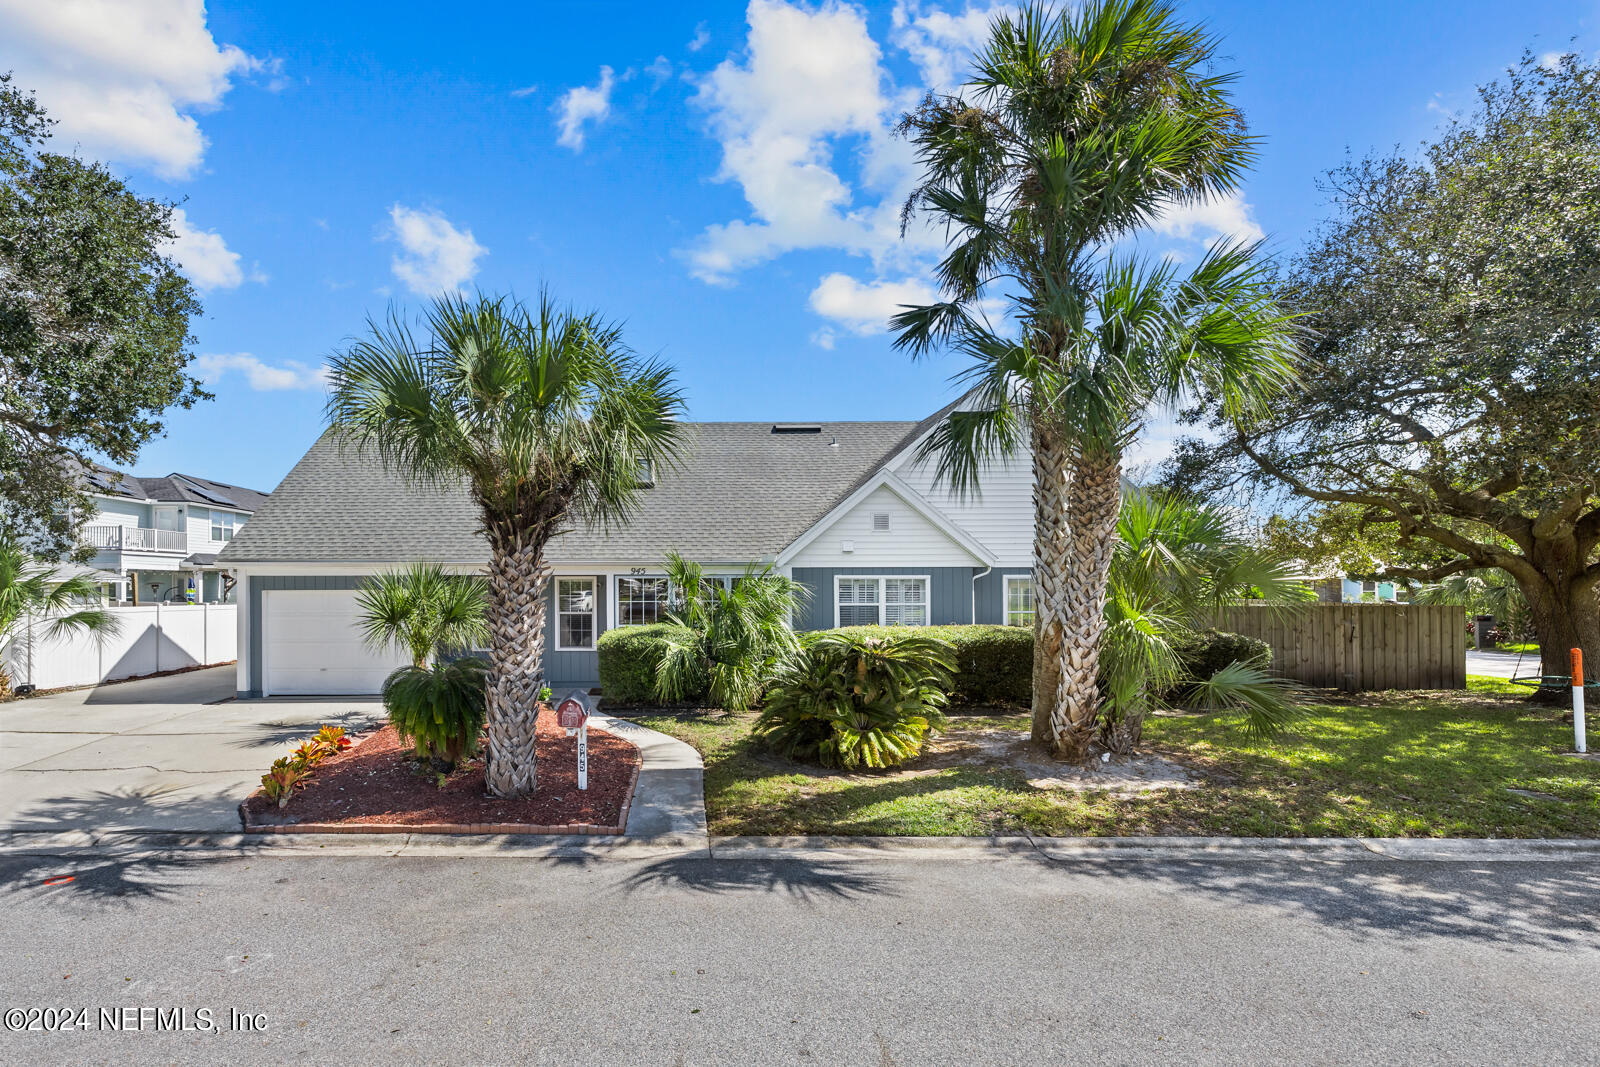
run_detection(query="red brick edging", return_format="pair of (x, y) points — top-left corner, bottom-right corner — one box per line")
(240, 731), (642, 837)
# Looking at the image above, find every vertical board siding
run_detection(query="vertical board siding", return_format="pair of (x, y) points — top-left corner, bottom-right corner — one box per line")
(544, 575), (605, 690)
(1213, 603), (1465, 691)
(792, 567), (979, 631)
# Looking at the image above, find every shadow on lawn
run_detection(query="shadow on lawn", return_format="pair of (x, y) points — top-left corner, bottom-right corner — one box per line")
(1034, 852), (1600, 951)
(621, 853), (892, 902)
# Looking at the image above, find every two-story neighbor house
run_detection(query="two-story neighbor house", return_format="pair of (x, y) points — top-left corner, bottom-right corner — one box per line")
(79, 466), (271, 605)
(218, 399), (1036, 698)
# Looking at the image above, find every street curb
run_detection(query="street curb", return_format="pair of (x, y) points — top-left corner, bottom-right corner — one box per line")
(3, 831), (1599, 862)
(709, 835), (1600, 863)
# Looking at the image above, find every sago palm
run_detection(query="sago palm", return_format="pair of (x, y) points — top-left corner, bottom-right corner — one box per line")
(0, 533), (120, 697)
(355, 561), (490, 668)
(894, 0), (1298, 759)
(326, 292), (686, 796)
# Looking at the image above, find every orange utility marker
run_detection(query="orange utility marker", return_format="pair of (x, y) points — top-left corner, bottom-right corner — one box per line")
(1573, 648), (1588, 754)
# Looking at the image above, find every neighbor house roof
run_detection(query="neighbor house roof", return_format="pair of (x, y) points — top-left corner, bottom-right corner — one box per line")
(84, 464), (270, 513)
(218, 420), (925, 566)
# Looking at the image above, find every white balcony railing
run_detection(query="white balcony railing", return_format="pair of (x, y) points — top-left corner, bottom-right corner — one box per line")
(83, 525), (187, 554)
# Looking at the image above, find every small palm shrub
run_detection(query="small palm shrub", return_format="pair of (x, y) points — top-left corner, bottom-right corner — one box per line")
(655, 553), (811, 711)
(757, 631), (955, 770)
(381, 656), (489, 768)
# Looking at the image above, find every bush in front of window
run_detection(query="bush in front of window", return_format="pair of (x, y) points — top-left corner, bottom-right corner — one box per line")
(597, 623), (703, 706)
(831, 624), (1032, 706)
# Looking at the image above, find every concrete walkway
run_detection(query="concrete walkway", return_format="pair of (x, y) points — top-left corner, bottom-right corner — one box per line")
(593, 712), (707, 845)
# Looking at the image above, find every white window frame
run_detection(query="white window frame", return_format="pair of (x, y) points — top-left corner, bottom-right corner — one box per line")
(616, 574), (671, 627)
(1003, 573), (1034, 628)
(833, 574), (930, 628)
(210, 511), (236, 542)
(555, 577), (597, 651)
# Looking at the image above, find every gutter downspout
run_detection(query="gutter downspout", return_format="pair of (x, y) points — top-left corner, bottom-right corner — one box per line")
(971, 566), (992, 625)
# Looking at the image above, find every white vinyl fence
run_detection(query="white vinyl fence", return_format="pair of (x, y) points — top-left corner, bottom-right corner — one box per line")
(2, 604), (236, 690)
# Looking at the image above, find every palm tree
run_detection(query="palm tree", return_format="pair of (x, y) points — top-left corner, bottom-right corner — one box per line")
(355, 561), (490, 668)
(0, 533), (120, 697)
(1099, 492), (1308, 752)
(894, 0), (1299, 759)
(654, 552), (811, 710)
(326, 292), (686, 796)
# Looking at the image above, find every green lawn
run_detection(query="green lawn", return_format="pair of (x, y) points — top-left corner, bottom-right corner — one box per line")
(1496, 641), (1540, 654)
(626, 676), (1600, 838)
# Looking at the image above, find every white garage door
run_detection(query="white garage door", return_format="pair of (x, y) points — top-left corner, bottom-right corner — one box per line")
(261, 589), (407, 696)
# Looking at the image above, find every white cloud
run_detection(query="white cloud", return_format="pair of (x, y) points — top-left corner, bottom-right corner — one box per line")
(1148, 191), (1265, 246)
(809, 272), (937, 335)
(891, 1), (1012, 92)
(646, 55), (674, 86)
(510, 84), (539, 98)
(553, 65), (619, 151)
(164, 207), (261, 290)
(386, 204), (487, 296)
(686, 0), (928, 284)
(192, 353), (328, 391)
(1540, 51), (1566, 71)
(811, 328), (837, 350)
(688, 23), (711, 52)
(0, 0), (260, 179)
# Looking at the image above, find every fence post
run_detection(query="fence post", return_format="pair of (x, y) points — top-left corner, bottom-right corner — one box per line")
(154, 602), (161, 674)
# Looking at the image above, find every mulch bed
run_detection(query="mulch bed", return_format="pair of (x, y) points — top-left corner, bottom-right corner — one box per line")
(242, 706), (641, 835)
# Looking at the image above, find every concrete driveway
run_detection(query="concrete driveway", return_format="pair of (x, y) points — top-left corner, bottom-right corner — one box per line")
(0, 666), (384, 834)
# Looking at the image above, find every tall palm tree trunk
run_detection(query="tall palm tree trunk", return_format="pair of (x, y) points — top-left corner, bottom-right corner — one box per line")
(1030, 424), (1069, 745)
(1050, 448), (1123, 759)
(483, 534), (548, 797)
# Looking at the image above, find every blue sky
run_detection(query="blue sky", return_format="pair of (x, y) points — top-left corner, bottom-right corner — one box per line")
(5, 0), (1597, 493)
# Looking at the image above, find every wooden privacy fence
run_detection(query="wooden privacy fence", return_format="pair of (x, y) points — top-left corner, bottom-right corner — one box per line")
(1212, 603), (1466, 692)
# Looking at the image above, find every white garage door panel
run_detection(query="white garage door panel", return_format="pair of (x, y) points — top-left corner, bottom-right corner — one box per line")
(262, 589), (406, 695)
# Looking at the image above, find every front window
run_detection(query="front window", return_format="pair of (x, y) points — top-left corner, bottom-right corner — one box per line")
(836, 576), (928, 627)
(883, 577), (927, 626)
(211, 512), (236, 542)
(556, 578), (596, 650)
(1005, 576), (1034, 627)
(618, 576), (669, 626)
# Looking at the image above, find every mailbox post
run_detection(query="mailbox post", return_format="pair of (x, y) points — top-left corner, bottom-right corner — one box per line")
(556, 690), (592, 790)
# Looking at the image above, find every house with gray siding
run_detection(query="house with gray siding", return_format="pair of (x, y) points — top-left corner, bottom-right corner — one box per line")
(218, 397), (1036, 698)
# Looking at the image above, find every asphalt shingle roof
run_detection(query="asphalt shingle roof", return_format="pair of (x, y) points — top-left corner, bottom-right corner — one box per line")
(85, 464), (270, 513)
(218, 421), (922, 566)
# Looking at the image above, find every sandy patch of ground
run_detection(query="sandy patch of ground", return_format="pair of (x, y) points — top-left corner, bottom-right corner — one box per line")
(921, 729), (1204, 796)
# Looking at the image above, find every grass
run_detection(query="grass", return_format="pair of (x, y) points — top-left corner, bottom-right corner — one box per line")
(626, 676), (1600, 838)
(1495, 641), (1539, 654)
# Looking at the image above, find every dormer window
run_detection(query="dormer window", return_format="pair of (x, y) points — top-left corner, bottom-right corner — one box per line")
(635, 458), (654, 486)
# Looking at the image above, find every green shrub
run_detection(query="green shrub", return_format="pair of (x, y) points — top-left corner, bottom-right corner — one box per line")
(597, 623), (702, 706)
(1172, 629), (1272, 682)
(832, 625), (1031, 706)
(757, 630), (955, 769)
(381, 656), (489, 767)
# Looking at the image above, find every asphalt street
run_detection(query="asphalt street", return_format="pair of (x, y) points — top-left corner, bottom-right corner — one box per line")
(2, 845), (1598, 1065)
